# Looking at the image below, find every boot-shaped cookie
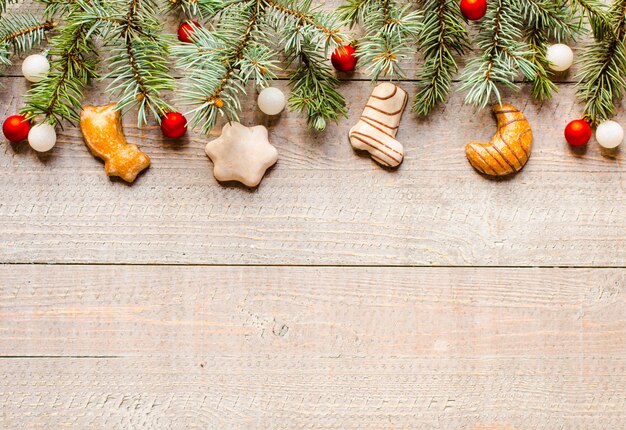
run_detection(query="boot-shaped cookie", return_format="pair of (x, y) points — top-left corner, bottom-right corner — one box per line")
(349, 82), (408, 168)
(80, 104), (150, 183)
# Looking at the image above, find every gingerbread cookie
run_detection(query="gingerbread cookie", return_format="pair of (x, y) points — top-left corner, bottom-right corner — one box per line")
(349, 82), (408, 168)
(80, 104), (150, 183)
(205, 122), (278, 187)
(465, 103), (533, 176)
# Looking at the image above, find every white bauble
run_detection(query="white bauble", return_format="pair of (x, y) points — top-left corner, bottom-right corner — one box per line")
(595, 120), (624, 149)
(546, 44), (574, 72)
(22, 54), (50, 83)
(28, 123), (57, 152)
(257, 87), (286, 115)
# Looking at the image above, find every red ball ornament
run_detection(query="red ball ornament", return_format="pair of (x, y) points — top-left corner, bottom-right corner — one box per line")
(2, 114), (31, 143)
(177, 21), (200, 44)
(331, 45), (357, 72)
(161, 112), (188, 139)
(460, 0), (487, 20)
(564, 119), (592, 147)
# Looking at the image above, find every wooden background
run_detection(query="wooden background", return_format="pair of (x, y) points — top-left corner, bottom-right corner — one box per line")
(1, 1), (625, 428)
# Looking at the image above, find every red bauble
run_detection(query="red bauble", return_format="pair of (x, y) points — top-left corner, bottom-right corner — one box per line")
(331, 45), (357, 72)
(177, 21), (200, 43)
(2, 114), (31, 143)
(460, 0), (487, 20)
(161, 112), (188, 138)
(564, 119), (592, 147)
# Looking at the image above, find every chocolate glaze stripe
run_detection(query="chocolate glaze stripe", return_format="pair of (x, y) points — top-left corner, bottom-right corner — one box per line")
(361, 117), (395, 138)
(483, 145), (512, 173)
(370, 153), (392, 167)
(495, 108), (520, 115)
(467, 145), (497, 175)
(365, 105), (406, 116)
(517, 129), (532, 157)
(490, 139), (519, 172)
(370, 86), (397, 101)
(498, 127), (525, 166)
(350, 132), (402, 164)
(361, 115), (399, 130)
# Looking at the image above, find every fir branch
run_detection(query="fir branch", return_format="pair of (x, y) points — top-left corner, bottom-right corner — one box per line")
(84, 0), (175, 126)
(576, 0), (626, 125)
(339, 0), (419, 79)
(166, 0), (221, 18)
(175, 1), (265, 132)
(459, 0), (535, 109)
(516, 0), (581, 100)
(413, 0), (469, 116)
(526, 28), (555, 100)
(567, 0), (610, 38)
(0, 14), (55, 66)
(174, 0), (346, 133)
(288, 46), (345, 131)
(22, 19), (97, 126)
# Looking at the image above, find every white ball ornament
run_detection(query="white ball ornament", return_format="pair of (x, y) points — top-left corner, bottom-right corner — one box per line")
(257, 87), (286, 116)
(595, 120), (624, 149)
(22, 54), (50, 83)
(546, 44), (574, 72)
(28, 123), (57, 152)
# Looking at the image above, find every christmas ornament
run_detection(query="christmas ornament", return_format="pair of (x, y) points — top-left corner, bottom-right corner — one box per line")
(331, 45), (357, 72)
(546, 44), (574, 72)
(177, 21), (200, 43)
(460, 0), (487, 21)
(28, 123), (57, 152)
(205, 122), (278, 187)
(80, 104), (151, 183)
(161, 112), (188, 138)
(21, 54), (50, 83)
(257, 87), (286, 115)
(465, 103), (532, 176)
(349, 82), (407, 168)
(2, 114), (31, 143)
(564, 119), (592, 147)
(595, 120), (624, 149)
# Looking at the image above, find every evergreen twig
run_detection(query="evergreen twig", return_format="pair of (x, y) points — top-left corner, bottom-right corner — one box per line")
(338, 0), (419, 79)
(0, 14), (55, 66)
(576, 0), (626, 125)
(174, 0), (347, 133)
(413, 0), (469, 115)
(459, 0), (535, 109)
(22, 17), (98, 126)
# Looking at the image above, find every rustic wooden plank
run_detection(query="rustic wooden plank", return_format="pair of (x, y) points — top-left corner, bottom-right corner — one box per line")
(2, 77), (625, 266)
(0, 265), (625, 428)
(1, 265), (625, 356)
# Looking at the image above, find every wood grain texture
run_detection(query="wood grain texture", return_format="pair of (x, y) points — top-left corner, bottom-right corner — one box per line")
(1, 265), (625, 429)
(2, 78), (625, 265)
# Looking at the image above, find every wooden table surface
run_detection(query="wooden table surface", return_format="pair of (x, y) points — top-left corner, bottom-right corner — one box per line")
(1, 3), (625, 428)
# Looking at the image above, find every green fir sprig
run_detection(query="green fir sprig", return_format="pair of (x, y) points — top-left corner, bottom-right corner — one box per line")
(22, 4), (98, 126)
(413, 0), (469, 116)
(338, 0), (420, 79)
(518, 0), (582, 100)
(174, 0), (347, 133)
(459, 0), (536, 109)
(576, 0), (626, 125)
(0, 14), (55, 66)
(166, 0), (221, 18)
(82, 0), (175, 126)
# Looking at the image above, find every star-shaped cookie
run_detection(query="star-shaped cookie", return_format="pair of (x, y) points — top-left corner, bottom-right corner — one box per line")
(205, 122), (278, 187)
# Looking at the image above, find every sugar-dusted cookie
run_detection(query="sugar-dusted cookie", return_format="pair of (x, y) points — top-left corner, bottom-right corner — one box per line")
(205, 122), (278, 187)
(80, 104), (150, 183)
(349, 82), (408, 168)
(465, 103), (532, 176)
